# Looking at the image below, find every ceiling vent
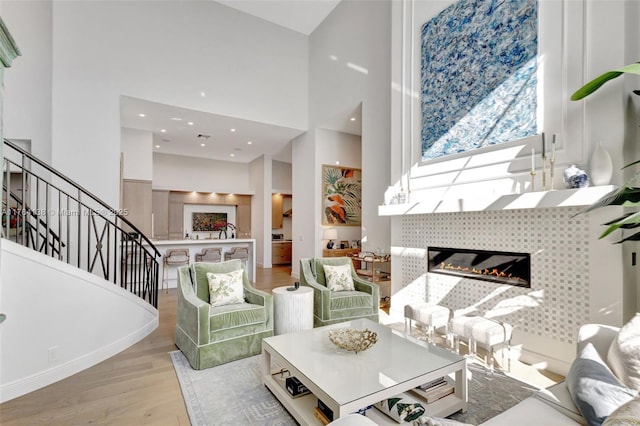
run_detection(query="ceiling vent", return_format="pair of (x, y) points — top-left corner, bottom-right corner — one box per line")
(197, 134), (211, 139)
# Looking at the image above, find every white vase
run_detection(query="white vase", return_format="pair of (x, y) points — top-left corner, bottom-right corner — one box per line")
(590, 142), (613, 186)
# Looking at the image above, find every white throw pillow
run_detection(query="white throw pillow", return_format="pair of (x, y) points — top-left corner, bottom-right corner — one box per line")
(608, 313), (640, 390)
(323, 263), (355, 292)
(602, 396), (640, 426)
(206, 270), (245, 307)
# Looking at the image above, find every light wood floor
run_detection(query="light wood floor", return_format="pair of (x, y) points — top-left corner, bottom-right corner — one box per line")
(0, 266), (561, 425)
(0, 266), (297, 426)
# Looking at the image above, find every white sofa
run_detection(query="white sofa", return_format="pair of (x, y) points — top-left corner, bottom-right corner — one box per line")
(481, 323), (623, 426)
(329, 323), (636, 426)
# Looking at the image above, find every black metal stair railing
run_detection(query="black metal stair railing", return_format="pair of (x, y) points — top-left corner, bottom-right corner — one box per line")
(2, 139), (160, 307)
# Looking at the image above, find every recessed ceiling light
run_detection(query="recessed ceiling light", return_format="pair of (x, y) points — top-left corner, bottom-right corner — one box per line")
(160, 129), (167, 133)
(247, 141), (253, 145)
(230, 128), (236, 132)
(139, 113), (146, 117)
(200, 143), (206, 147)
(170, 117), (183, 121)
(187, 121), (194, 126)
(155, 145), (160, 148)
(335, 161), (340, 165)
(200, 91), (206, 97)
(329, 55), (338, 61)
(350, 117), (356, 121)
(230, 153), (235, 157)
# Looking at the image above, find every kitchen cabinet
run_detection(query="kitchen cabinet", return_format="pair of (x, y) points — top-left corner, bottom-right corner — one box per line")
(272, 194), (283, 229)
(272, 241), (292, 265)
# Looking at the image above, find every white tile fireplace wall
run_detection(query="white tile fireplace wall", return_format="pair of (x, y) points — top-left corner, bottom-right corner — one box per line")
(389, 205), (625, 374)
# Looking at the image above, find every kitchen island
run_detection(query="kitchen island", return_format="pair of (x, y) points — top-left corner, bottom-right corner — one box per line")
(148, 238), (256, 288)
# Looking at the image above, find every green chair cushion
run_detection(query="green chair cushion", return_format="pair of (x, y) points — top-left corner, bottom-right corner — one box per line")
(209, 302), (266, 331)
(330, 291), (373, 310)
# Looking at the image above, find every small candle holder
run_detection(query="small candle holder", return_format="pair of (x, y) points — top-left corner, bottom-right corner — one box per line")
(530, 170), (536, 192)
(542, 155), (547, 191)
(550, 159), (555, 190)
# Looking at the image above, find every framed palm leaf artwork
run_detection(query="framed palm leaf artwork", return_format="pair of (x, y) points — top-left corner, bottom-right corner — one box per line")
(322, 165), (361, 226)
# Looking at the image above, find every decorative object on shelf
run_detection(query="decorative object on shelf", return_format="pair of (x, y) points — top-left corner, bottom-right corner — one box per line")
(563, 165), (590, 189)
(541, 133), (547, 191)
(328, 328), (378, 354)
(530, 148), (536, 192)
(550, 134), (557, 190)
(590, 142), (613, 186)
(323, 228), (337, 249)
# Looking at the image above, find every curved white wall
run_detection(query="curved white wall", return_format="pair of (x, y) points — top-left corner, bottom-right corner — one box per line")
(0, 240), (158, 403)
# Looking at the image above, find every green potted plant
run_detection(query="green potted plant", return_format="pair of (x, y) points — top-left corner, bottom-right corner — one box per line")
(572, 62), (640, 242)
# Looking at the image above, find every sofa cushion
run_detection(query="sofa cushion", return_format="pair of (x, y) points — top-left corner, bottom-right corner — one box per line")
(324, 263), (355, 291)
(480, 397), (582, 426)
(607, 313), (640, 391)
(602, 396), (640, 426)
(566, 343), (637, 426)
(534, 381), (584, 424)
(206, 270), (245, 307)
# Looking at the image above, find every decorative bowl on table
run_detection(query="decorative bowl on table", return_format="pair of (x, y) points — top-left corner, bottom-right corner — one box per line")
(328, 328), (378, 354)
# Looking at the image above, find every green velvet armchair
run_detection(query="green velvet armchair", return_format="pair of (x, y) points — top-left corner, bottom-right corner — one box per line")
(300, 257), (379, 327)
(175, 259), (273, 370)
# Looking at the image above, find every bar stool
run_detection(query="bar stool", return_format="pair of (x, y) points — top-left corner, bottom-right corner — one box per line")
(224, 247), (249, 269)
(162, 249), (190, 291)
(195, 247), (222, 263)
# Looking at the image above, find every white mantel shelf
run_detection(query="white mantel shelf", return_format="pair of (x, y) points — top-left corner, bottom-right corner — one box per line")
(378, 185), (616, 216)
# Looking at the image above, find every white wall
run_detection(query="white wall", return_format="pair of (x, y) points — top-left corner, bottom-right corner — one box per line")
(1, 0), (308, 206)
(0, 240), (158, 402)
(153, 153), (251, 194)
(272, 160), (292, 193)
(292, 0), (391, 276)
(249, 155), (272, 268)
(1, 0), (52, 163)
(121, 127), (153, 181)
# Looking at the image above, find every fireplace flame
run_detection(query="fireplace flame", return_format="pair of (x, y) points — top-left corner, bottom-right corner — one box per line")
(440, 262), (516, 280)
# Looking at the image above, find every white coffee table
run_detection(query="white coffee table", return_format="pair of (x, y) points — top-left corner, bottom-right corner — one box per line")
(261, 318), (468, 425)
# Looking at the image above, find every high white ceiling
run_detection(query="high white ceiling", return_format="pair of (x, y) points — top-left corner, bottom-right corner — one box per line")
(216, 0), (341, 35)
(119, 0), (359, 165)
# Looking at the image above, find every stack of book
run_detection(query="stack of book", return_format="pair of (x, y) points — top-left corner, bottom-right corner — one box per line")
(410, 377), (454, 403)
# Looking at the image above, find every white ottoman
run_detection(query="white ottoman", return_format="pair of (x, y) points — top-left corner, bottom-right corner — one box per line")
(471, 318), (513, 372)
(404, 303), (451, 341)
(450, 315), (486, 354)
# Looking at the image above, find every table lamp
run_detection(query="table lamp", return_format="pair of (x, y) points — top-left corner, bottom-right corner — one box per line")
(323, 229), (338, 249)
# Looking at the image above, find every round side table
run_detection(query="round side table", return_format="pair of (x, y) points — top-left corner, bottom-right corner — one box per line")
(272, 286), (314, 335)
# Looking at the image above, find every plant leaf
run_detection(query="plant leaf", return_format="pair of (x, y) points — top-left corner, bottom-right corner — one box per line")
(614, 231), (640, 244)
(599, 211), (640, 239)
(571, 62), (640, 101)
(574, 186), (640, 217)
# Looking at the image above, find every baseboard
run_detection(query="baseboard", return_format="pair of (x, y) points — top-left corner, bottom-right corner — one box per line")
(0, 317), (158, 403)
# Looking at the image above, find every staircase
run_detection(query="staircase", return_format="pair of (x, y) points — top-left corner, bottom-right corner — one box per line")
(2, 139), (160, 307)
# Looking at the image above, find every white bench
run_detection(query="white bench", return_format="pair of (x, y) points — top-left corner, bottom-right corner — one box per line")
(404, 302), (451, 341)
(451, 315), (512, 372)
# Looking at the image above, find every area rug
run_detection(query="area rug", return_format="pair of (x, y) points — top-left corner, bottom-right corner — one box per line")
(170, 351), (538, 425)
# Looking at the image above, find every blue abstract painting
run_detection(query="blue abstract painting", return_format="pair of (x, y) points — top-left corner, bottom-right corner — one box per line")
(421, 0), (538, 161)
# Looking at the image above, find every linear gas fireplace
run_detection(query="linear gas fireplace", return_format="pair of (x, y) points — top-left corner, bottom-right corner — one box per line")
(428, 247), (531, 288)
